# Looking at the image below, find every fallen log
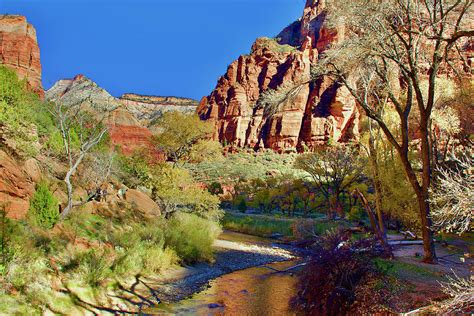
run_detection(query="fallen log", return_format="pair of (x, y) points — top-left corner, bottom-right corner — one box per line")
(262, 262), (307, 273)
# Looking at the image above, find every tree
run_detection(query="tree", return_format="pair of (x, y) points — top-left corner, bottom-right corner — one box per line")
(295, 146), (364, 218)
(430, 155), (473, 313)
(28, 181), (59, 229)
(308, 0), (473, 263)
(152, 112), (215, 164)
(149, 164), (221, 220)
(50, 98), (111, 219)
(430, 155), (472, 235)
(189, 140), (223, 163)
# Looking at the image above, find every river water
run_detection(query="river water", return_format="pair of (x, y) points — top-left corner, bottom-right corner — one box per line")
(147, 232), (301, 315)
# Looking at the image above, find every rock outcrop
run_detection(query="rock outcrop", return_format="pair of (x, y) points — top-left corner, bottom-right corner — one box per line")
(119, 93), (198, 125)
(0, 150), (36, 219)
(46, 75), (198, 158)
(46, 75), (158, 157)
(0, 15), (43, 98)
(197, 0), (359, 151)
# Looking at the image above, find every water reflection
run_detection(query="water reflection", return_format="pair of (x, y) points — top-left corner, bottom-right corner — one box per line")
(149, 260), (299, 315)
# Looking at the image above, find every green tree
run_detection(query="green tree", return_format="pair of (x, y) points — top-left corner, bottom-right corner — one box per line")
(149, 164), (221, 220)
(152, 112), (214, 164)
(189, 140), (223, 163)
(295, 146), (364, 218)
(28, 182), (59, 229)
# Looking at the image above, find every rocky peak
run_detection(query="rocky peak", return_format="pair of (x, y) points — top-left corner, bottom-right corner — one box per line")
(0, 15), (43, 98)
(198, 1), (359, 151)
(46, 74), (120, 112)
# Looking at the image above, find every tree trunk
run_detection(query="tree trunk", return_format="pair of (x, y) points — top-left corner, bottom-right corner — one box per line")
(415, 189), (437, 263)
(420, 119), (437, 263)
(368, 125), (388, 241)
(61, 171), (74, 219)
(353, 189), (392, 256)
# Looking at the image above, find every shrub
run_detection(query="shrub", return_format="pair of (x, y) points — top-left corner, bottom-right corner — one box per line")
(75, 250), (112, 287)
(208, 181), (224, 195)
(165, 213), (221, 263)
(28, 182), (59, 229)
(348, 206), (365, 221)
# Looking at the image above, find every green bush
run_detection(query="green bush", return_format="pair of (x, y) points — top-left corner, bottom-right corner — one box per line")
(0, 66), (56, 158)
(165, 213), (221, 263)
(28, 182), (59, 229)
(237, 198), (247, 212)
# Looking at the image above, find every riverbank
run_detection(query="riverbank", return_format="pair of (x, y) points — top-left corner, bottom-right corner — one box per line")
(117, 231), (299, 310)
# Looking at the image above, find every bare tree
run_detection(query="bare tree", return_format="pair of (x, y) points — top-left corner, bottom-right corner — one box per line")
(307, 0), (473, 263)
(82, 151), (116, 198)
(431, 155), (473, 234)
(50, 99), (111, 219)
(436, 272), (474, 314)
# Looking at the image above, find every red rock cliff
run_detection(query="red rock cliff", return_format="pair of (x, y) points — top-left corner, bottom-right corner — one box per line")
(0, 15), (43, 98)
(197, 0), (359, 151)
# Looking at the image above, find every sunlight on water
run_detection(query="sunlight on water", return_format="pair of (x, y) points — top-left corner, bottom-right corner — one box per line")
(148, 260), (299, 315)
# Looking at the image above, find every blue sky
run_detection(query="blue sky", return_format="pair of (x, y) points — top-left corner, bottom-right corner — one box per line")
(0, 0), (305, 100)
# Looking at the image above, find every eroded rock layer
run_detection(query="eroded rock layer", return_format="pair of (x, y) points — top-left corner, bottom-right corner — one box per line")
(0, 15), (43, 98)
(198, 0), (359, 151)
(46, 75), (198, 159)
(119, 93), (198, 125)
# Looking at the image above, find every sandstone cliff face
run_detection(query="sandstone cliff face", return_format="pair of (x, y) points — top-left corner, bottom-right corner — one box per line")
(0, 150), (36, 219)
(198, 0), (359, 151)
(0, 15), (43, 98)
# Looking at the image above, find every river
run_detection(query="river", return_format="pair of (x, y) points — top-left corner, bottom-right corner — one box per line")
(145, 231), (301, 315)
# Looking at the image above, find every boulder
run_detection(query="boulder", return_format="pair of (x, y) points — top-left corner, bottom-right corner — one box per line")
(125, 189), (161, 217)
(23, 158), (42, 183)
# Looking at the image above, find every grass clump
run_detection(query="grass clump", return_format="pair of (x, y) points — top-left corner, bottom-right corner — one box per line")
(165, 213), (222, 263)
(373, 258), (440, 279)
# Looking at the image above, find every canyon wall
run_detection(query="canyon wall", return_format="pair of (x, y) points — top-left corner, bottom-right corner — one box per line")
(198, 0), (359, 151)
(0, 15), (43, 98)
